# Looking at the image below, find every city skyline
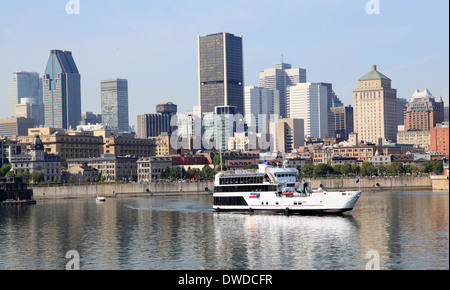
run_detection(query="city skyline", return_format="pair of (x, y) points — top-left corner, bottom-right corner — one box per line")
(0, 1), (448, 129)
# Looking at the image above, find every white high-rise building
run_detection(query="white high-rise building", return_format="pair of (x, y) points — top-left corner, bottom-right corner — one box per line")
(9, 71), (43, 125)
(244, 86), (279, 133)
(287, 82), (329, 138)
(259, 63), (306, 118)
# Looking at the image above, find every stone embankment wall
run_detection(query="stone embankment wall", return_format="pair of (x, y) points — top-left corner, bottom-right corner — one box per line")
(32, 176), (441, 200)
(310, 176), (432, 192)
(33, 182), (214, 199)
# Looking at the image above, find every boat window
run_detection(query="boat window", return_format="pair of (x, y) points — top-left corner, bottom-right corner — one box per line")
(342, 192), (347, 196)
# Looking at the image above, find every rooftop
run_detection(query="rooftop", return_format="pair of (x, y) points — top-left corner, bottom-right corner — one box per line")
(358, 65), (391, 81)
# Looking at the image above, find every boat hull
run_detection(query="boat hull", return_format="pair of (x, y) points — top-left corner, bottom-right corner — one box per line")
(213, 191), (362, 214)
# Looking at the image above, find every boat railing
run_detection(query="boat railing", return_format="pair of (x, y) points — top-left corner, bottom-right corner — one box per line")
(221, 169), (260, 175)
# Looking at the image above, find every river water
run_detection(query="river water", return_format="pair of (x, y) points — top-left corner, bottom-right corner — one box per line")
(0, 191), (448, 270)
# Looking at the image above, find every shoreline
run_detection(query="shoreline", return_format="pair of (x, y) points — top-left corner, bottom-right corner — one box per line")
(30, 176), (447, 200)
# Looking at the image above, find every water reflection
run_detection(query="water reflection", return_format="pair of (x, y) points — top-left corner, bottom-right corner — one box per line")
(0, 192), (448, 270)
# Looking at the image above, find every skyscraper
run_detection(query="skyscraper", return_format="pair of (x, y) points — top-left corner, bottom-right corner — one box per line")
(244, 86), (278, 134)
(259, 62), (307, 118)
(43, 50), (81, 129)
(198, 32), (244, 115)
(353, 65), (397, 143)
(101, 78), (129, 131)
(137, 102), (178, 139)
(9, 71), (43, 125)
(287, 82), (329, 138)
(404, 89), (444, 131)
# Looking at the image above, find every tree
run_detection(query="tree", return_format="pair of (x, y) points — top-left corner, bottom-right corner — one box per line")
(202, 165), (214, 180)
(341, 163), (352, 176)
(53, 176), (59, 183)
(69, 176), (74, 183)
(360, 162), (376, 176)
(84, 177), (90, 183)
(313, 163), (334, 177)
(386, 162), (404, 176)
(160, 166), (171, 179)
(244, 163), (258, 170)
(31, 171), (44, 183)
(0, 164), (11, 177)
(301, 163), (314, 178)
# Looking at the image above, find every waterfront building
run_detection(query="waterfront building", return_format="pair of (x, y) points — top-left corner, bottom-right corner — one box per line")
(63, 163), (99, 183)
(66, 155), (138, 182)
(0, 117), (35, 138)
(10, 135), (62, 183)
(9, 71), (43, 125)
(332, 144), (381, 162)
(404, 89), (445, 131)
(137, 156), (172, 182)
(198, 32), (244, 115)
(330, 105), (354, 139)
(101, 78), (129, 131)
(287, 82), (329, 138)
(18, 128), (104, 166)
(269, 118), (304, 153)
(259, 62), (306, 118)
(430, 122), (449, 155)
(396, 130), (431, 151)
(43, 50), (81, 129)
(101, 135), (156, 158)
(353, 65), (397, 143)
(148, 133), (177, 156)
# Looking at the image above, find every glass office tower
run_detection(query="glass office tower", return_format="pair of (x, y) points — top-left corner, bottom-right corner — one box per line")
(101, 78), (129, 131)
(9, 72), (43, 125)
(43, 50), (81, 129)
(198, 32), (244, 116)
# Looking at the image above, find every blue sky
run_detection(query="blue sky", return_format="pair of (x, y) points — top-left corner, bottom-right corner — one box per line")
(0, 0), (448, 128)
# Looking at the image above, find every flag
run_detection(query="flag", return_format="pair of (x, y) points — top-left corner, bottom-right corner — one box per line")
(249, 193), (260, 199)
(356, 177), (360, 183)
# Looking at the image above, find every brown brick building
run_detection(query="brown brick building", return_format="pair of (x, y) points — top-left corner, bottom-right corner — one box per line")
(430, 123), (449, 155)
(405, 89), (444, 131)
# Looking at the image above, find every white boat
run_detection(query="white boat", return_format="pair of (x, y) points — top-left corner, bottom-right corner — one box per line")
(96, 195), (106, 202)
(213, 164), (361, 214)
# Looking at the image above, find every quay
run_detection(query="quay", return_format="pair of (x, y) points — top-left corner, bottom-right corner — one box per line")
(28, 175), (447, 200)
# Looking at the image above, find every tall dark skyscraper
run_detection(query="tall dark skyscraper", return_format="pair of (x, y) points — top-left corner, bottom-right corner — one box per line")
(43, 50), (81, 129)
(198, 32), (244, 116)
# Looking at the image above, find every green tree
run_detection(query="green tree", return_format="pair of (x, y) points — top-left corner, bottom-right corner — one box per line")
(360, 162), (376, 176)
(244, 163), (258, 170)
(432, 161), (443, 175)
(301, 163), (314, 178)
(53, 176), (59, 183)
(0, 164), (11, 177)
(69, 176), (74, 183)
(31, 171), (44, 183)
(341, 163), (352, 176)
(84, 177), (90, 183)
(202, 165), (214, 180)
(386, 162), (404, 175)
(161, 166), (171, 179)
(313, 163), (334, 177)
